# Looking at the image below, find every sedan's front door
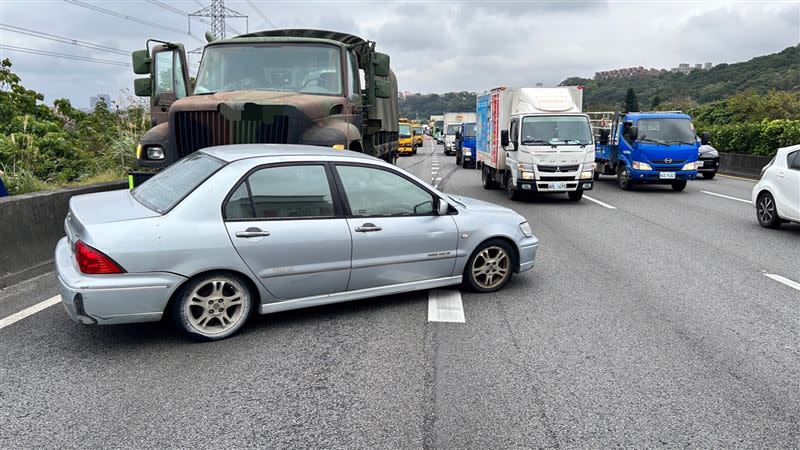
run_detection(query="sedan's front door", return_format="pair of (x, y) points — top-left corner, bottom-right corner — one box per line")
(223, 164), (351, 300)
(781, 150), (800, 220)
(334, 163), (459, 291)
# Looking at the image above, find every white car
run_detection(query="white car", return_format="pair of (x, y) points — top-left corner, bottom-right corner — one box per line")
(752, 144), (800, 228)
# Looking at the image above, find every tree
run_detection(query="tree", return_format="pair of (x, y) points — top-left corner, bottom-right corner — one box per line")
(624, 88), (639, 112)
(651, 95), (661, 110)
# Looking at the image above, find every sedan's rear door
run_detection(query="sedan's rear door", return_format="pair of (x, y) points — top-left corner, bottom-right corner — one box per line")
(223, 163), (352, 300)
(333, 163), (459, 291)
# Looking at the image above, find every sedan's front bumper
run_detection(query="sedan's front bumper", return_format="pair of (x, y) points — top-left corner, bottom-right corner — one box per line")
(55, 237), (186, 325)
(698, 156), (720, 173)
(518, 238), (538, 273)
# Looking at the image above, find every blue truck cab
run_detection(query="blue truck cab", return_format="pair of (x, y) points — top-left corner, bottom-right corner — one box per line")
(456, 122), (477, 168)
(595, 112), (700, 191)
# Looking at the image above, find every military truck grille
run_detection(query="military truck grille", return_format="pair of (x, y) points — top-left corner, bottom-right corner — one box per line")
(537, 165), (579, 173)
(174, 111), (290, 157)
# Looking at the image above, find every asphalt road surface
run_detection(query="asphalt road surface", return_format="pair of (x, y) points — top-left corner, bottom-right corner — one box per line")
(2, 139), (799, 448)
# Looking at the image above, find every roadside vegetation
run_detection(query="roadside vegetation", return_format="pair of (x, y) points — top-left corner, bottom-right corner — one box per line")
(0, 58), (147, 195)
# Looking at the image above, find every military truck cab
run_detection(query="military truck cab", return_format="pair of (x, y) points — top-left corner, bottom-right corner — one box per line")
(130, 29), (399, 186)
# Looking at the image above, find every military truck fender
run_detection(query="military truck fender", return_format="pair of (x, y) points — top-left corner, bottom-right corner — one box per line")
(137, 122), (170, 168)
(300, 121), (361, 150)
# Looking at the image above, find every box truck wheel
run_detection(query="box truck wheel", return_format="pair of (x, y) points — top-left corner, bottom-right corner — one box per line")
(506, 172), (521, 201)
(568, 189), (583, 201)
(617, 166), (633, 190)
(593, 170), (600, 181)
(482, 165), (496, 190)
(671, 179), (687, 191)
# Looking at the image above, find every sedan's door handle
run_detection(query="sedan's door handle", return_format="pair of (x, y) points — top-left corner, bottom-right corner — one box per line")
(355, 223), (382, 233)
(236, 227), (270, 238)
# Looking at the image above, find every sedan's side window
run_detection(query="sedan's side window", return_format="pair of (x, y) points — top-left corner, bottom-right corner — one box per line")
(336, 165), (435, 216)
(225, 165), (335, 220)
(788, 151), (800, 170)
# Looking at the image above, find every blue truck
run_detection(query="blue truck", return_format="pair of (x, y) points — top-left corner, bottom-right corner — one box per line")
(594, 112), (701, 191)
(455, 121), (477, 168)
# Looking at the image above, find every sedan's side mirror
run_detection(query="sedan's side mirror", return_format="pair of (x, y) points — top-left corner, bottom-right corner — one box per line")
(501, 130), (510, 147)
(700, 132), (710, 146)
(436, 198), (449, 215)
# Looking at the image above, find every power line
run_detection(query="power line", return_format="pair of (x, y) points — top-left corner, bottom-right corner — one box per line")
(245, 0), (276, 29)
(0, 23), (128, 56)
(63, 0), (204, 43)
(145, 0), (187, 16)
(0, 44), (131, 67)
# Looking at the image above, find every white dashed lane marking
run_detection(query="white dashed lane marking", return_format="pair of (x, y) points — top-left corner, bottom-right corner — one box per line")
(0, 295), (61, 330)
(701, 190), (751, 204)
(428, 289), (465, 322)
(763, 273), (800, 292)
(584, 195), (617, 209)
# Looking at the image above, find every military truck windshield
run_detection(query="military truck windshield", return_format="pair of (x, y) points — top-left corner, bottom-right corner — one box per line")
(521, 116), (593, 146)
(446, 124), (461, 135)
(464, 122), (477, 137)
(194, 43), (343, 96)
(637, 118), (696, 145)
(399, 124), (412, 138)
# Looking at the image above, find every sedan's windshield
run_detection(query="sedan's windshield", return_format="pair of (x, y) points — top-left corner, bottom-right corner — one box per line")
(132, 153), (225, 214)
(446, 124), (461, 135)
(521, 115), (593, 145)
(399, 124), (412, 138)
(194, 43), (343, 96)
(637, 118), (696, 145)
(464, 122), (477, 137)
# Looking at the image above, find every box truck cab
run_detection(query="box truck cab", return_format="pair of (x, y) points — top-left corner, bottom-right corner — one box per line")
(398, 120), (416, 155)
(595, 112), (700, 191)
(456, 121), (477, 168)
(443, 112), (475, 155)
(478, 87), (595, 201)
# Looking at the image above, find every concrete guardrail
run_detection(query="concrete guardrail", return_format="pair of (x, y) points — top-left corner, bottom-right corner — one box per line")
(718, 152), (772, 180)
(0, 181), (127, 288)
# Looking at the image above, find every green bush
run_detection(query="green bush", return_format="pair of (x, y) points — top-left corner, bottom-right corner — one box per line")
(699, 119), (800, 156)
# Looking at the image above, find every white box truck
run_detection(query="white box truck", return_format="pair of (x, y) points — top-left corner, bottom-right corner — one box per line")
(476, 87), (595, 201)
(443, 112), (476, 156)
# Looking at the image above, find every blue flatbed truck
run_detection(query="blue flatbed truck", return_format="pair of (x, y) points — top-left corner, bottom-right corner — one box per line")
(594, 112), (701, 191)
(456, 121), (477, 168)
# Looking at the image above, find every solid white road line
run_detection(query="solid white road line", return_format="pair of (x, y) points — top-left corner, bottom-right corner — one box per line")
(0, 295), (61, 330)
(583, 195), (617, 209)
(428, 289), (465, 323)
(718, 173), (758, 182)
(763, 273), (800, 292)
(701, 190), (752, 204)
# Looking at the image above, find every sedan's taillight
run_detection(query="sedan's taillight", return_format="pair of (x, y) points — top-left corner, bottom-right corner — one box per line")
(75, 240), (124, 274)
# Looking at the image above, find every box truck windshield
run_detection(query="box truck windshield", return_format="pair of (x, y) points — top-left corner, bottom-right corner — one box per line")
(636, 118), (696, 145)
(464, 122), (477, 137)
(521, 116), (593, 146)
(446, 123), (461, 134)
(399, 123), (412, 138)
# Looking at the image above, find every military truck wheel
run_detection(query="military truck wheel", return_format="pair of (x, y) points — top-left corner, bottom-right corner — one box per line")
(617, 166), (633, 190)
(671, 180), (687, 191)
(482, 165), (496, 190)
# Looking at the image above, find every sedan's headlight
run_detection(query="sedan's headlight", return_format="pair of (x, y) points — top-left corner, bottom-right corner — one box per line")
(146, 146), (165, 160)
(682, 162), (699, 170)
(519, 221), (533, 237)
(632, 161), (652, 171)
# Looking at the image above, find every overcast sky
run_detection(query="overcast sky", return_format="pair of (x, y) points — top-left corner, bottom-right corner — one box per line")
(0, 0), (798, 108)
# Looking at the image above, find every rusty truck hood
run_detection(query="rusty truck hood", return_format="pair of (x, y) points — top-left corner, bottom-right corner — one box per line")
(171, 91), (343, 120)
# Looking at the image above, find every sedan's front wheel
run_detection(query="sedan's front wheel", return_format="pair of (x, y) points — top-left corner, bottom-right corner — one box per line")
(172, 273), (253, 341)
(464, 240), (515, 293)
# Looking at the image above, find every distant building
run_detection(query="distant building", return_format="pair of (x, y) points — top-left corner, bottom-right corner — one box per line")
(90, 94), (111, 110)
(670, 62), (712, 74)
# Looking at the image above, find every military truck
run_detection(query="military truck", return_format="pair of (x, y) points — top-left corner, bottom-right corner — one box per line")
(130, 29), (399, 186)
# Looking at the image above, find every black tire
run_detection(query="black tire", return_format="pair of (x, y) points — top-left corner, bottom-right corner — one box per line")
(671, 179), (687, 191)
(593, 170), (600, 180)
(617, 165), (633, 190)
(462, 159), (468, 169)
(170, 272), (254, 341)
(568, 189), (583, 201)
(463, 239), (515, 293)
(702, 172), (716, 180)
(756, 192), (781, 228)
(482, 165), (496, 190)
(506, 172), (521, 201)
(456, 154), (461, 165)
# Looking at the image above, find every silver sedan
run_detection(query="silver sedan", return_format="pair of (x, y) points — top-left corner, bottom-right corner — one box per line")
(56, 145), (539, 340)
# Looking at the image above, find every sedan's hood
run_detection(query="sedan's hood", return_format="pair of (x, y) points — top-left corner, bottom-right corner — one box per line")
(448, 195), (518, 216)
(70, 189), (160, 225)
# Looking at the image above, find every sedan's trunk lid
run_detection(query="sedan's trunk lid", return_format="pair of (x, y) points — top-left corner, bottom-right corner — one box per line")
(65, 189), (160, 248)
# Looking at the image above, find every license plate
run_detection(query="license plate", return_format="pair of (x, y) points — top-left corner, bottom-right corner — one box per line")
(548, 182), (567, 190)
(659, 172), (676, 179)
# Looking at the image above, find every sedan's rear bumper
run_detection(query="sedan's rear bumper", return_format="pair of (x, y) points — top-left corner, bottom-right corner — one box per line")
(55, 237), (186, 325)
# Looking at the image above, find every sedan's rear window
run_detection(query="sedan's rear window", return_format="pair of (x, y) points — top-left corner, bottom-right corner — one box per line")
(132, 152), (225, 214)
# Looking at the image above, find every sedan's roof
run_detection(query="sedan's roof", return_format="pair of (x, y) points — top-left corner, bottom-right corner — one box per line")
(199, 144), (379, 163)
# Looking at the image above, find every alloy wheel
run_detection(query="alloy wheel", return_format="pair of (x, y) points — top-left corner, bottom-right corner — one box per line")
(471, 246), (511, 290)
(758, 196), (775, 224)
(185, 278), (247, 334)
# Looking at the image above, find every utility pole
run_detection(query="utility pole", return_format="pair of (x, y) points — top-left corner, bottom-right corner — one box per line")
(190, 0), (248, 40)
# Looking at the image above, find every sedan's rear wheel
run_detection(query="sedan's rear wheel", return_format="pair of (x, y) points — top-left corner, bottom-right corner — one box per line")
(757, 192), (781, 228)
(172, 273), (253, 340)
(464, 240), (514, 293)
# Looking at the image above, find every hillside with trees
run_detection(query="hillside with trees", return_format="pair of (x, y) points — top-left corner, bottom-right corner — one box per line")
(398, 92), (476, 120)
